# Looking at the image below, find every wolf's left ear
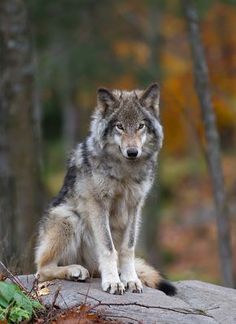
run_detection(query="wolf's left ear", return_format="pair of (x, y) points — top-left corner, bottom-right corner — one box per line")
(140, 83), (160, 117)
(97, 88), (117, 115)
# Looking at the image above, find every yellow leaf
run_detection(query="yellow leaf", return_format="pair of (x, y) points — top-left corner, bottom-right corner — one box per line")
(38, 287), (50, 296)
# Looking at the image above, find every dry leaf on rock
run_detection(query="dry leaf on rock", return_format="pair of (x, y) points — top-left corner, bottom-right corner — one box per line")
(37, 287), (50, 296)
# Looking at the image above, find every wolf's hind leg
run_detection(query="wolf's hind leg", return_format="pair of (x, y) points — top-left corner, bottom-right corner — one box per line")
(37, 263), (90, 282)
(35, 206), (90, 282)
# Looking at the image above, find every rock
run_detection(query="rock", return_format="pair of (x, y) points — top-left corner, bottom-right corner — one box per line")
(18, 276), (236, 323)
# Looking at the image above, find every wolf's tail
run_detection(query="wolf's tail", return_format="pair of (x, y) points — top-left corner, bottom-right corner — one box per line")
(135, 258), (176, 296)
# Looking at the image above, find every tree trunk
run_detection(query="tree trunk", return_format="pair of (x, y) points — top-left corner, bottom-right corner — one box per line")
(0, 45), (15, 265)
(62, 90), (77, 153)
(182, 0), (234, 287)
(143, 6), (163, 268)
(0, 0), (43, 272)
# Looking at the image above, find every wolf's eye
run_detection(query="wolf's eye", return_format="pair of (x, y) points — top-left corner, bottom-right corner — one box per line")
(116, 123), (124, 131)
(138, 123), (145, 130)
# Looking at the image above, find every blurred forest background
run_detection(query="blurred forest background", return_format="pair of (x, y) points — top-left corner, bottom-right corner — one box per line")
(0, 0), (236, 287)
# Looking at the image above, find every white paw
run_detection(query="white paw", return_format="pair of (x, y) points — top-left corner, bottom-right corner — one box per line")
(66, 265), (90, 281)
(102, 281), (125, 295)
(122, 278), (143, 293)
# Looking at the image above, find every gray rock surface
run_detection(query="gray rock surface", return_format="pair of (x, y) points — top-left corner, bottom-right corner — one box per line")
(19, 276), (236, 323)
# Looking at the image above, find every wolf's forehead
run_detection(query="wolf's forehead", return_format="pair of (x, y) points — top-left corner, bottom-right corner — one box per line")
(112, 89), (143, 100)
(112, 90), (143, 112)
(111, 89), (144, 124)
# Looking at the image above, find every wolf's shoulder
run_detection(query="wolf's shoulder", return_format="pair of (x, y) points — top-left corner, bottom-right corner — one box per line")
(67, 140), (91, 169)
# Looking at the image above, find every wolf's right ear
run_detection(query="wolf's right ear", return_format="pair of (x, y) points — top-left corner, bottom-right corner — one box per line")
(97, 88), (117, 115)
(139, 83), (160, 117)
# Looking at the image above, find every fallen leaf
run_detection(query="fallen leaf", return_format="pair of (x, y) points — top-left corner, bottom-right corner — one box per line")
(0, 320), (8, 324)
(38, 287), (50, 296)
(0, 273), (6, 281)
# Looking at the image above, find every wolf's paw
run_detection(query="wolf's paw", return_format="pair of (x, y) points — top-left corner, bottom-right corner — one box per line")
(102, 281), (125, 295)
(122, 278), (143, 293)
(66, 265), (90, 281)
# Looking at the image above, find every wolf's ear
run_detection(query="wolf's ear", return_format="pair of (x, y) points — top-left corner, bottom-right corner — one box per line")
(97, 88), (117, 115)
(139, 83), (160, 117)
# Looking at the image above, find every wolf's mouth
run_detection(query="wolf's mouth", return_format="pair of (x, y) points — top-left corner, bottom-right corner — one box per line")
(125, 156), (138, 160)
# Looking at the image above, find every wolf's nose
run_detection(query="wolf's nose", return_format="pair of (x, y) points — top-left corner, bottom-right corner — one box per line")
(127, 148), (138, 158)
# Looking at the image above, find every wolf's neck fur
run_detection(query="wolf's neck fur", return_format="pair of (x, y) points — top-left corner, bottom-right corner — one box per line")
(83, 134), (156, 184)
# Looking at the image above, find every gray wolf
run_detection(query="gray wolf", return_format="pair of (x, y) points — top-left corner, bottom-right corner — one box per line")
(35, 83), (176, 295)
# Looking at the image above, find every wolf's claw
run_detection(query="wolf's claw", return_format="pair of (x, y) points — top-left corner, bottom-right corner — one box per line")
(123, 279), (143, 293)
(102, 281), (125, 294)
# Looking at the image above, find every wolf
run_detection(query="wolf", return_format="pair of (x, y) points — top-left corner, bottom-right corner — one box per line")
(35, 83), (176, 295)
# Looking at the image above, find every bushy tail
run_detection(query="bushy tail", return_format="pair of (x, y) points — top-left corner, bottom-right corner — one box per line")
(135, 258), (176, 296)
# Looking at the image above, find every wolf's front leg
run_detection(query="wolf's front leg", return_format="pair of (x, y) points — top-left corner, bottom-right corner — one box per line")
(88, 200), (125, 294)
(119, 203), (143, 293)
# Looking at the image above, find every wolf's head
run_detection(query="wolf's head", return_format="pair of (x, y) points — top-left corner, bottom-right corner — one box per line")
(90, 83), (163, 160)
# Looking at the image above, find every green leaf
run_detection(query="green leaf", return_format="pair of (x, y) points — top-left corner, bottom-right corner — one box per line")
(9, 306), (31, 323)
(0, 305), (7, 320)
(13, 291), (33, 316)
(31, 299), (44, 310)
(0, 281), (44, 323)
(0, 282), (18, 303)
(0, 296), (9, 308)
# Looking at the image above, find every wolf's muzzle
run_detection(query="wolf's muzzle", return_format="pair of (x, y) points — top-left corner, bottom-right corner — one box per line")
(126, 148), (138, 158)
